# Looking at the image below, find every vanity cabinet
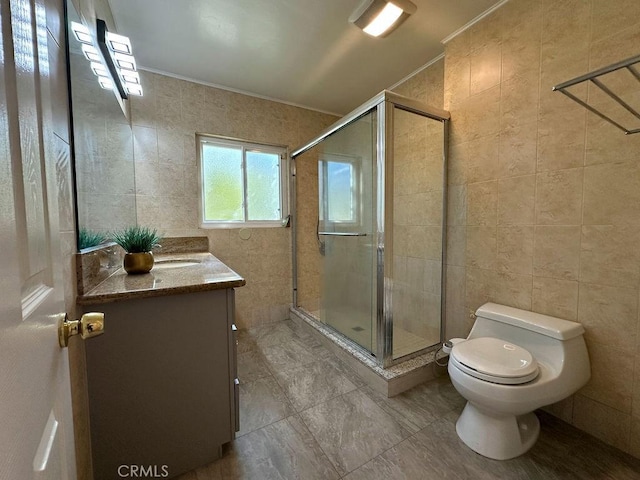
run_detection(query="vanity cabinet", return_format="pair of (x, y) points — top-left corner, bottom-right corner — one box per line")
(83, 288), (239, 480)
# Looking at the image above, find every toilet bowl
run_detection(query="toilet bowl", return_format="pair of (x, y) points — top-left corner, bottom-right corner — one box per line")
(447, 303), (590, 460)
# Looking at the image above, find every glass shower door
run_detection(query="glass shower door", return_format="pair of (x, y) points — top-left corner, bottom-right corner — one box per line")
(317, 111), (376, 352)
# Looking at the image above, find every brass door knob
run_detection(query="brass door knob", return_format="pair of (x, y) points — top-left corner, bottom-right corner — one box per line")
(58, 312), (105, 347)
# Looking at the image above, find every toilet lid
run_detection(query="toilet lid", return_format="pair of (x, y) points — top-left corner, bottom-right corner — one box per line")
(451, 337), (539, 384)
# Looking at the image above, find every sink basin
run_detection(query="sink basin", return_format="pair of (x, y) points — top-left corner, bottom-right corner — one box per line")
(153, 259), (201, 269)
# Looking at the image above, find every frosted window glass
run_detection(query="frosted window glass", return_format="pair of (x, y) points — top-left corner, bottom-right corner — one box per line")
(326, 161), (355, 222)
(246, 151), (280, 221)
(202, 144), (243, 221)
(199, 137), (287, 225)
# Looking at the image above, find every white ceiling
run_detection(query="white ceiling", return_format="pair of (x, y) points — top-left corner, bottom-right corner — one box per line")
(107, 0), (502, 115)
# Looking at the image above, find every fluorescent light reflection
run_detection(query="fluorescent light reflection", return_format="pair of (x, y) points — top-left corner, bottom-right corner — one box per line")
(71, 21), (92, 44)
(98, 77), (113, 90)
(81, 44), (101, 62)
(90, 61), (107, 76)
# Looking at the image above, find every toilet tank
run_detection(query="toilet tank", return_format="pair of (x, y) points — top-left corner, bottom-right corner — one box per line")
(468, 303), (588, 373)
(472, 303), (585, 340)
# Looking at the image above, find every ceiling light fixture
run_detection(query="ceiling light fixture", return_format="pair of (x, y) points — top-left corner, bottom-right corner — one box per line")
(349, 0), (417, 38)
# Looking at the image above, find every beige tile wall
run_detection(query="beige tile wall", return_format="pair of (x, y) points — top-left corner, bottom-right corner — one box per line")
(129, 71), (337, 328)
(434, 0), (640, 458)
(390, 70), (446, 352)
(393, 62), (445, 352)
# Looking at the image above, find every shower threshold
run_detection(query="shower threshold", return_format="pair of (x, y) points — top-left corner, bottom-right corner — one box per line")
(289, 307), (448, 398)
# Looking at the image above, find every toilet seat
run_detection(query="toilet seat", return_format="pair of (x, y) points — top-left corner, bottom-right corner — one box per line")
(450, 337), (539, 385)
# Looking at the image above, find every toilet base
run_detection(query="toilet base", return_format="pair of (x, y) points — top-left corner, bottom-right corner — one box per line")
(456, 402), (540, 460)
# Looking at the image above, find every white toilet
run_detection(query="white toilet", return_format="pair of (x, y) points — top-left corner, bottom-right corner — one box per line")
(447, 302), (590, 460)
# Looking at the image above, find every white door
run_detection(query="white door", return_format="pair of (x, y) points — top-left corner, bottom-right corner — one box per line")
(0, 0), (77, 478)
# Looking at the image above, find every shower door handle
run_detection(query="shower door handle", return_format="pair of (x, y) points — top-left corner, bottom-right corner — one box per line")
(318, 232), (368, 237)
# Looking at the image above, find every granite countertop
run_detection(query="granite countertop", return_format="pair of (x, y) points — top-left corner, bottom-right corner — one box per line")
(77, 252), (246, 305)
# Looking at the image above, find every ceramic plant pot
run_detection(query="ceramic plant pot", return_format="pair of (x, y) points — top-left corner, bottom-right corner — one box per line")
(123, 252), (154, 274)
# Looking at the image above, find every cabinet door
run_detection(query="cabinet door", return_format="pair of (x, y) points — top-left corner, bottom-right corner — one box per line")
(85, 290), (231, 480)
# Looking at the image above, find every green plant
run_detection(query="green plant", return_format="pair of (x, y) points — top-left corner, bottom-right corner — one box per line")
(111, 226), (162, 253)
(78, 228), (106, 250)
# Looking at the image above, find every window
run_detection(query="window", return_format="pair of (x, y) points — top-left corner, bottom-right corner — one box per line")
(198, 135), (289, 227)
(318, 154), (359, 224)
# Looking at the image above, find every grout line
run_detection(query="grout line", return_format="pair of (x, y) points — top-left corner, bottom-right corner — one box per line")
(294, 390), (355, 478)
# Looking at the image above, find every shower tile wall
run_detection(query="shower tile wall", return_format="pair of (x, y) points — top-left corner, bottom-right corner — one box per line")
(391, 67), (446, 356)
(128, 72), (337, 328)
(392, 112), (443, 353)
(409, 0), (640, 458)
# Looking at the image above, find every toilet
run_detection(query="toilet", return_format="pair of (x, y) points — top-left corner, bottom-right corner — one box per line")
(447, 302), (590, 460)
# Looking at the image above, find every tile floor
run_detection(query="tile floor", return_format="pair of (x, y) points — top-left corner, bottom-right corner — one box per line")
(176, 319), (640, 480)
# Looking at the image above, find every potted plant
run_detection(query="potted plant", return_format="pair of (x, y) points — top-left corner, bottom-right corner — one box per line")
(111, 226), (162, 274)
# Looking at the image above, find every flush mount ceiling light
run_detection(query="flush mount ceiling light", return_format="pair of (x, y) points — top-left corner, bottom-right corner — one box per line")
(349, 0), (417, 37)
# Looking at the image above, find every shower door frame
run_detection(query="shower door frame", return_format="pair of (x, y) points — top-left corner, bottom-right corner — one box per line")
(291, 90), (450, 368)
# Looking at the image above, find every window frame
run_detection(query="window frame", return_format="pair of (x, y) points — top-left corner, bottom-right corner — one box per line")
(197, 134), (290, 228)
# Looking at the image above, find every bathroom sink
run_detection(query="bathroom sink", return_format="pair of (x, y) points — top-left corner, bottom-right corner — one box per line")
(153, 259), (201, 269)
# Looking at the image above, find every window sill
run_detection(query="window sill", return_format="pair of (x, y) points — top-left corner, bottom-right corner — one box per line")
(200, 220), (289, 229)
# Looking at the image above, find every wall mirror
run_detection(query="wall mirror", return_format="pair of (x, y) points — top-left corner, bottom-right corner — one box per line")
(67, 0), (136, 250)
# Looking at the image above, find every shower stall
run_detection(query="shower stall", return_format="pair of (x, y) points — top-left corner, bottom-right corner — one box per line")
(291, 91), (449, 367)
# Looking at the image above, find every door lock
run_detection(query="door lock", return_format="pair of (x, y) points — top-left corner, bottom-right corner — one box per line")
(58, 312), (105, 347)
